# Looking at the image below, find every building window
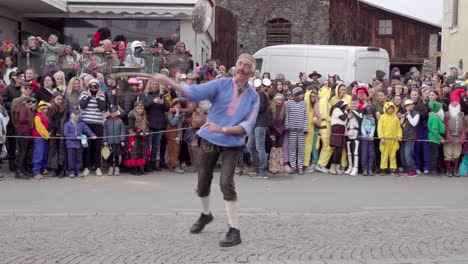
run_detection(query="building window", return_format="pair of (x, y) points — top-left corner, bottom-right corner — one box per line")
(266, 18), (292, 46)
(378, 19), (392, 35)
(447, 0), (459, 28)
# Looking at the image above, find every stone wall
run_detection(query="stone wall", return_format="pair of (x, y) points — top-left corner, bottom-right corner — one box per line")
(216, 0), (330, 56)
(422, 33), (440, 74)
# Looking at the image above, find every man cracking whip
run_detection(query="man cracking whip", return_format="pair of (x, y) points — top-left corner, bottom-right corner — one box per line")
(154, 54), (260, 247)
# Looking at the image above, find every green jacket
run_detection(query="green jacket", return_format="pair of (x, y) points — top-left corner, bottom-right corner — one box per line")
(427, 114), (445, 144)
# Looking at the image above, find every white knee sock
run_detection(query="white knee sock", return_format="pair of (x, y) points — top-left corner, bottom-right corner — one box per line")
(200, 196), (210, 215)
(224, 200), (239, 229)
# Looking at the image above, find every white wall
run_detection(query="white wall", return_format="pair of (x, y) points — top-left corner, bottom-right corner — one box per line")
(441, 0), (468, 72)
(180, 19), (213, 68)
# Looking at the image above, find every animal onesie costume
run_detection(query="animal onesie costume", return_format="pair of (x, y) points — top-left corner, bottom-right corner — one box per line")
(304, 90), (319, 167)
(377, 102), (402, 171)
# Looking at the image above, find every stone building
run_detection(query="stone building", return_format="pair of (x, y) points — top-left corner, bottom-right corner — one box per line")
(215, 0), (330, 56)
(214, 0), (441, 74)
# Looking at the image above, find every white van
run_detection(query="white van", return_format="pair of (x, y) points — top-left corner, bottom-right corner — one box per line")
(253, 44), (390, 84)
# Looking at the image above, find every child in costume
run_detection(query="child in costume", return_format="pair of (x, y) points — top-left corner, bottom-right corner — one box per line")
(377, 102), (402, 175)
(32, 101), (50, 179)
(361, 106), (376, 176)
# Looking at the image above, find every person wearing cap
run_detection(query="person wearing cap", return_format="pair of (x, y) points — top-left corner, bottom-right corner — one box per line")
(32, 101), (50, 179)
(103, 105), (126, 176)
(154, 53), (260, 247)
(12, 82), (37, 114)
(199, 60), (218, 82)
(440, 83), (452, 112)
(145, 42), (166, 74)
(64, 108), (97, 178)
(4, 73), (26, 172)
(427, 101), (446, 175)
(124, 41), (146, 71)
(356, 86), (370, 111)
(79, 78), (107, 176)
(12, 96), (35, 179)
(400, 99), (419, 177)
(361, 106), (376, 176)
(443, 89), (466, 176)
(378, 102), (403, 176)
(247, 76), (272, 179)
(308, 71), (322, 87)
(166, 42), (191, 76)
(284, 87), (308, 175)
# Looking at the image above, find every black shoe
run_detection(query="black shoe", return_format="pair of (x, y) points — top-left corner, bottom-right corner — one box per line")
(189, 213), (214, 234)
(20, 169), (32, 177)
(144, 163), (153, 173)
(15, 171), (30, 180)
(219, 227), (242, 247)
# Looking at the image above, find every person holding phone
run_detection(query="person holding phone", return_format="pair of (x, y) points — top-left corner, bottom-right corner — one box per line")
(144, 79), (170, 171)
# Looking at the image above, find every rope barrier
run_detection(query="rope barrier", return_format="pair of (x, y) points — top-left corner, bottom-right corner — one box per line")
(3, 126), (195, 140)
(2, 127), (450, 143)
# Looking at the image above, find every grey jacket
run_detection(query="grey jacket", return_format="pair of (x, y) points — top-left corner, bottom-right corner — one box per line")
(103, 116), (126, 145)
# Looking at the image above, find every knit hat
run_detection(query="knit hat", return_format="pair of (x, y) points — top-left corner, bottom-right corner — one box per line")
(37, 100), (49, 112)
(238, 53), (256, 69)
(428, 101), (442, 113)
(160, 68), (170, 76)
(292, 87), (304, 96)
(391, 67), (400, 76)
(403, 99), (414, 107)
(450, 89), (465, 104)
(88, 79), (100, 87)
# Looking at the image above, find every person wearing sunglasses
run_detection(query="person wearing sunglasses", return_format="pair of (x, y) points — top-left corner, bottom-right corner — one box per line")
(79, 79), (107, 176)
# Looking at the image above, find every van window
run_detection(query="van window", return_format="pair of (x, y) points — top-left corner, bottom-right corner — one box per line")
(356, 57), (388, 84)
(255, 58), (263, 71)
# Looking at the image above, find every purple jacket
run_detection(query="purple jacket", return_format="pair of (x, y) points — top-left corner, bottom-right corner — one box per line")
(64, 118), (96, 149)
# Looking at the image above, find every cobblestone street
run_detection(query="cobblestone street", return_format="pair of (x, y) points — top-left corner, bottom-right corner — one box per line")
(1, 172), (468, 263)
(1, 210), (468, 264)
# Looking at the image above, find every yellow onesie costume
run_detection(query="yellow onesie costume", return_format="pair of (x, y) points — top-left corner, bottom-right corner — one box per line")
(304, 90), (319, 167)
(378, 102), (403, 170)
(317, 86), (333, 168)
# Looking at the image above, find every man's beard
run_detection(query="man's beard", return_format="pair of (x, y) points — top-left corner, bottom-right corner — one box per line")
(448, 103), (461, 119)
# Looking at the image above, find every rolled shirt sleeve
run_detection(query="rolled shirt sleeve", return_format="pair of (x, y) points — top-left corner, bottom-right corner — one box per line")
(239, 95), (260, 135)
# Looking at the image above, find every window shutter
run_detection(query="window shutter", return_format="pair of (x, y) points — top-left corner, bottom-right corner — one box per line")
(452, 0), (459, 27)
